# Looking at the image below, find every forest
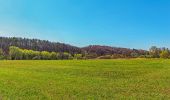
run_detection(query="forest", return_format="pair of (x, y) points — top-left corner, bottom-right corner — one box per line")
(0, 37), (170, 60)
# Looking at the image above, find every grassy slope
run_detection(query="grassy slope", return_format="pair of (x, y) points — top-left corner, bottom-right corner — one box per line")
(0, 59), (170, 99)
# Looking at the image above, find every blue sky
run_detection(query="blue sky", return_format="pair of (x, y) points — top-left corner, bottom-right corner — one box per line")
(0, 0), (169, 49)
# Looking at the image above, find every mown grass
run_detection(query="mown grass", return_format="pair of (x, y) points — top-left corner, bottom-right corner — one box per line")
(0, 59), (170, 99)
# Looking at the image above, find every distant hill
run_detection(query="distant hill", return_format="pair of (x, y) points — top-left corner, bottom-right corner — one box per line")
(0, 37), (82, 54)
(0, 37), (148, 57)
(82, 45), (148, 57)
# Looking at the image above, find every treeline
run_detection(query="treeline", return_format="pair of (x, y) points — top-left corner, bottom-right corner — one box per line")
(83, 46), (170, 59)
(0, 46), (170, 60)
(0, 37), (82, 54)
(0, 46), (83, 60)
(0, 37), (147, 58)
(82, 45), (148, 59)
(148, 46), (170, 59)
(0, 37), (170, 60)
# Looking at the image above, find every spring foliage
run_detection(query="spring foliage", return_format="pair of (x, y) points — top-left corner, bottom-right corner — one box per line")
(8, 46), (77, 60)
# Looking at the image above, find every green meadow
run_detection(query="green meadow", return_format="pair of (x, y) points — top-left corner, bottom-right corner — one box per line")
(0, 59), (170, 99)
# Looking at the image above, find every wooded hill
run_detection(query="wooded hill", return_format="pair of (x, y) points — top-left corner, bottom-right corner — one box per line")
(82, 45), (148, 58)
(0, 37), (147, 56)
(0, 37), (82, 54)
(0, 36), (169, 59)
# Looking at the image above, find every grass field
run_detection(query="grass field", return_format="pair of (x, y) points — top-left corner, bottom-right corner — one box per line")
(0, 59), (170, 99)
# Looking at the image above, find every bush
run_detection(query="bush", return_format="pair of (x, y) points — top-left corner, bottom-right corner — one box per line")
(160, 50), (170, 59)
(74, 54), (83, 60)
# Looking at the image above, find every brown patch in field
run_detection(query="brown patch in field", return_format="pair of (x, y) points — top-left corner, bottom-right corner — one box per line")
(161, 88), (170, 95)
(0, 95), (3, 100)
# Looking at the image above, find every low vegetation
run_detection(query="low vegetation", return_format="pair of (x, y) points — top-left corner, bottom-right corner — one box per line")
(8, 46), (76, 60)
(0, 59), (170, 99)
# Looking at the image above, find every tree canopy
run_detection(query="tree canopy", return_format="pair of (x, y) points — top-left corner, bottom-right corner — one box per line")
(0, 37), (170, 60)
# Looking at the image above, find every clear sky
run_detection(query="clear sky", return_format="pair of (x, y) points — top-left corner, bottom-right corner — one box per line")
(0, 0), (169, 49)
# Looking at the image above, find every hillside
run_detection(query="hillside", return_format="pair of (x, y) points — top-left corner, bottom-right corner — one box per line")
(0, 37), (82, 54)
(0, 37), (149, 58)
(82, 45), (148, 57)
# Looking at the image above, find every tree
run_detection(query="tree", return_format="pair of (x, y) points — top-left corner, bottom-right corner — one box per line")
(62, 52), (72, 59)
(160, 50), (170, 59)
(0, 49), (5, 60)
(130, 52), (139, 58)
(149, 46), (161, 58)
(9, 46), (23, 60)
(41, 51), (51, 60)
(50, 52), (57, 60)
(74, 54), (83, 59)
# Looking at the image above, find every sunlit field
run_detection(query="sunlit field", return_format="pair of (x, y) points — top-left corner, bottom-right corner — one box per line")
(0, 59), (170, 99)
